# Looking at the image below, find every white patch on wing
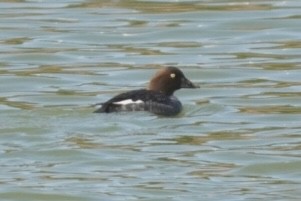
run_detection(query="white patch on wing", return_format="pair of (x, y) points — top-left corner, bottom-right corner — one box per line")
(113, 99), (144, 105)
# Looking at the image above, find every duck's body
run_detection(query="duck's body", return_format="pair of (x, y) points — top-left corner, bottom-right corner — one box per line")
(94, 67), (198, 116)
(95, 89), (182, 116)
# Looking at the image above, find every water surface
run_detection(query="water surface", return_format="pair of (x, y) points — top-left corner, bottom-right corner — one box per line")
(0, 0), (301, 200)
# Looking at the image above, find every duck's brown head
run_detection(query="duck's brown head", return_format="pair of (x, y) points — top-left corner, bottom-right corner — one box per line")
(148, 67), (198, 96)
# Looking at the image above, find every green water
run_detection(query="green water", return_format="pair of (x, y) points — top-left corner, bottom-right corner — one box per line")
(1, 0), (301, 200)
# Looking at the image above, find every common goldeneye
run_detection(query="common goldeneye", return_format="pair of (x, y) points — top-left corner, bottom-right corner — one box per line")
(94, 67), (198, 116)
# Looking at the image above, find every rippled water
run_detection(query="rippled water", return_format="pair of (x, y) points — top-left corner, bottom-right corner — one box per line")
(1, 0), (301, 200)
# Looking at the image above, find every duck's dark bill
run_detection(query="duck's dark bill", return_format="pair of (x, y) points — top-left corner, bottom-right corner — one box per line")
(181, 77), (199, 88)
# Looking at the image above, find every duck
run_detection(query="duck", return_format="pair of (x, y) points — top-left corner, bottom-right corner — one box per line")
(94, 66), (198, 116)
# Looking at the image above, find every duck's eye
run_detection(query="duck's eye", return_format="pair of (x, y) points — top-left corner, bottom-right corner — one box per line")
(170, 73), (176, 78)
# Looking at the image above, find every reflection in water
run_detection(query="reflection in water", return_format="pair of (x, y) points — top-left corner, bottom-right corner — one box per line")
(74, 0), (273, 13)
(240, 105), (301, 114)
(0, 97), (35, 110)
